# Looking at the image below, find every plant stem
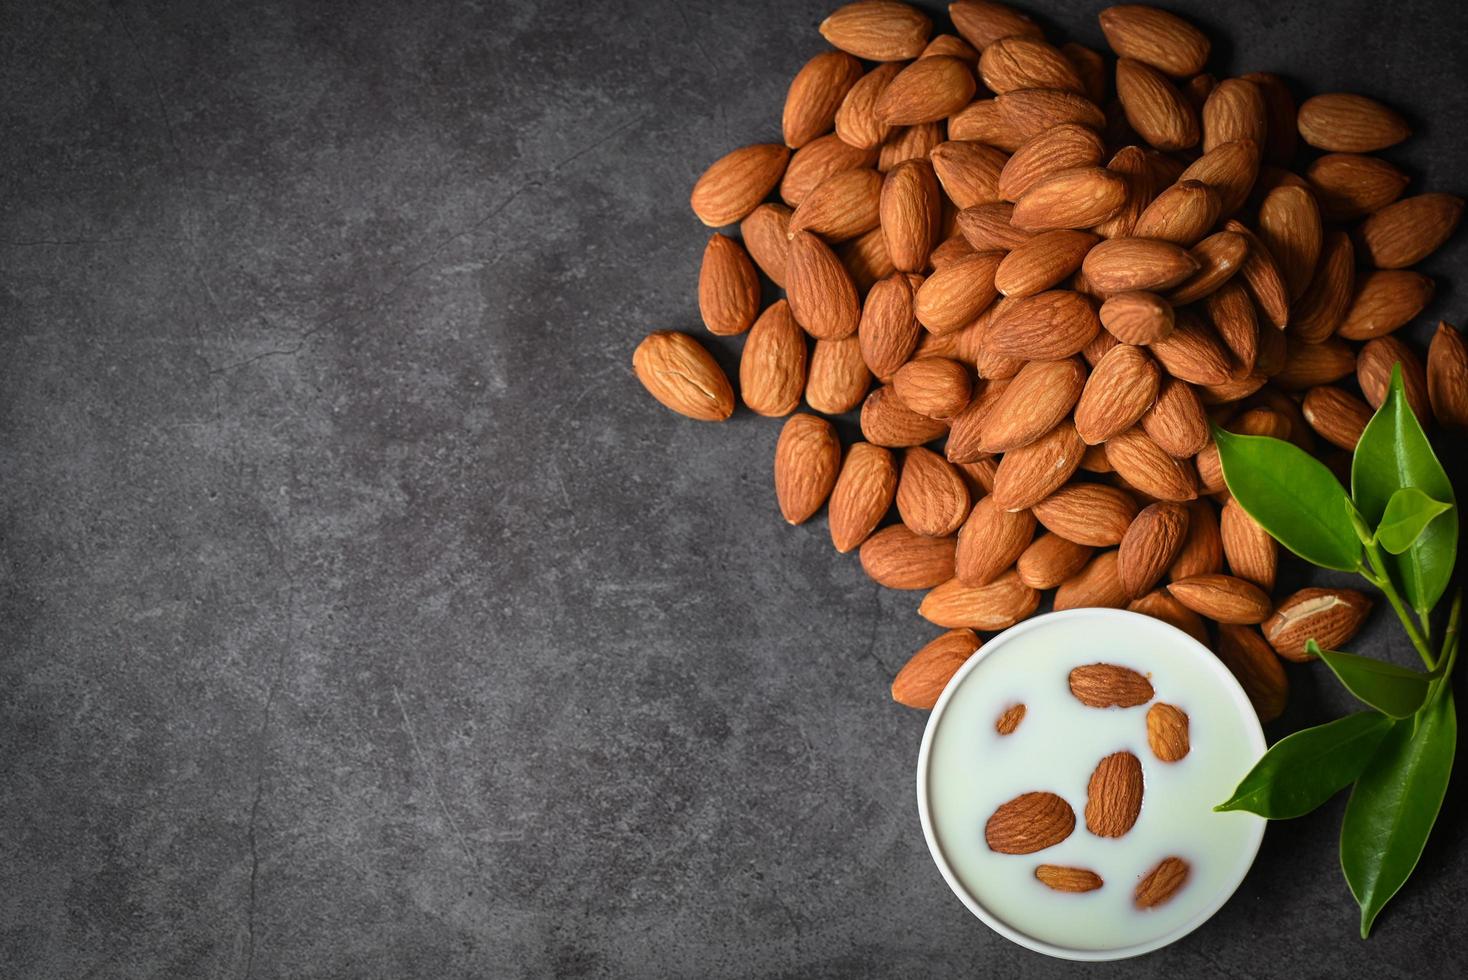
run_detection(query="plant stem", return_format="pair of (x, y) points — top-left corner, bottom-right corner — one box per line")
(1362, 542), (1436, 669)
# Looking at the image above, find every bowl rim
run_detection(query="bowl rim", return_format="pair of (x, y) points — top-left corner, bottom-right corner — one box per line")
(915, 607), (1268, 962)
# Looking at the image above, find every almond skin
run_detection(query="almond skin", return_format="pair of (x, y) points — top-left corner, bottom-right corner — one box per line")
(1106, 426), (1198, 501)
(1054, 549), (1129, 610)
(996, 702), (1027, 735)
(916, 251), (1003, 335)
(836, 63), (903, 149)
(1141, 375), (1210, 457)
(923, 34), (982, 62)
(1131, 179), (1220, 246)
(632, 331), (736, 422)
(920, 571), (1041, 630)
(1098, 5), (1210, 77)
(1296, 93), (1410, 153)
(878, 120), (945, 171)
(1083, 237), (1199, 295)
(1119, 502), (1191, 598)
(783, 51), (863, 149)
(1116, 57), (1200, 152)
(980, 35), (1085, 94)
(1307, 153), (1410, 221)
(985, 290), (1101, 360)
(998, 124), (1106, 202)
(1215, 624), (1288, 722)
(787, 230), (861, 340)
(930, 140), (1009, 210)
(1069, 662), (1154, 707)
(997, 89), (1107, 144)
(890, 628), (980, 709)
(1075, 343), (1161, 444)
(841, 227), (898, 303)
(1338, 270), (1434, 342)
(740, 203), (794, 288)
(979, 357), (1087, 452)
(1274, 336), (1357, 390)
(860, 523), (957, 589)
(806, 337), (871, 415)
(1291, 230), (1355, 344)
(1263, 587), (1373, 661)
(876, 56), (977, 125)
(1036, 865), (1103, 893)
(1257, 184), (1322, 301)
(1223, 219), (1290, 330)
(1358, 335), (1431, 421)
(1011, 167), (1128, 231)
(829, 443), (897, 552)
(1094, 145), (1155, 239)
(820, 0), (933, 61)
(1147, 309), (1233, 386)
(740, 300), (809, 417)
(1135, 857), (1190, 909)
(1428, 322), (1468, 428)
(1358, 193), (1465, 270)
(991, 422), (1087, 510)
(1167, 573), (1272, 624)
(956, 496), (1036, 586)
(1127, 589), (1208, 645)
(896, 446), (971, 537)
(1168, 230), (1249, 305)
(893, 357), (973, 420)
(1034, 483), (1139, 547)
(1302, 385), (1374, 450)
(861, 384), (950, 448)
(859, 274), (920, 380)
(957, 201), (1036, 252)
(774, 414), (841, 524)
(1085, 750), (1144, 838)
(950, 0), (1043, 49)
(1100, 291), (1174, 345)
(996, 230), (1099, 298)
(781, 133), (879, 206)
(699, 233), (761, 336)
(880, 160), (941, 272)
(985, 790), (1076, 855)
(1202, 77), (1266, 153)
(1017, 533), (1094, 589)
(789, 167), (884, 243)
(1167, 500), (1223, 580)
(948, 98), (1027, 150)
(1221, 497), (1278, 593)
(1178, 139), (1260, 217)
(691, 143), (792, 228)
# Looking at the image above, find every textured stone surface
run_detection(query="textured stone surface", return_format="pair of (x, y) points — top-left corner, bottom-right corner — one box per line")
(2, 0), (1467, 976)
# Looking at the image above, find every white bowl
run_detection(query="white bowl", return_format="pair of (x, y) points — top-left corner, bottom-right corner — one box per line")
(915, 608), (1267, 961)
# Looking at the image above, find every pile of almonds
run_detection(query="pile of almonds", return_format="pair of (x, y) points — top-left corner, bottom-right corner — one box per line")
(632, 0), (1468, 721)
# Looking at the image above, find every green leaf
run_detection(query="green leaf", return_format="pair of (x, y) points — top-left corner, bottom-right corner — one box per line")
(1215, 711), (1393, 819)
(1312, 640), (1437, 719)
(1341, 689), (1456, 938)
(1374, 488), (1453, 555)
(1352, 366), (1459, 615)
(1215, 428), (1363, 572)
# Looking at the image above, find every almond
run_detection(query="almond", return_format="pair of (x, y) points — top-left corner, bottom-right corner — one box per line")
(697, 233), (761, 336)
(930, 232), (978, 269)
(1033, 863), (1102, 893)
(1116, 58), (1200, 152)
(880, 160), (941, 272)
(1106, 426), (1198, 501)
(1256, 185), (1322, 301)
(740, 203), (794, 287)
(740, 301), (808, 417)
(1093, 145), (1156, 239)
(1033, 483), (1139, 546)
(1220, 497), (1277, 593)
(996, 702), (1027, 734)
(1291, 230), (1355, 343)
(780, 133), (878, 206)
(876, 56), (977, 125)
(1358, 335), (1431, 420)
(1274, 336), (1356, 389)
(1306, 153), (1410, 221)
(1338, 270), (1434, 341)
(1296, 92), (1410, 153)
(843, 225), (897, 293)
(1358, 193), (1465, 270)
(896, 447), (971, 536)
(950, 0), (1043, 49)
(957, 202), (1035, 252)
(923, 34), (981, 62)
(1215, 624), (1288, 721)
(783, 51), (863, 149)
(1085, 750), (1144, 838)
(1063, 42), (1108, 103)
(1263, 587), (1373, 661)
(1119, 502), (1191, 597)
(920, 571), (1041, 629)
(786, 230), (862, 340)
(985, 290), (1101, 360)
(979, 357), (1087, 452)
(1011, 167), (1129, 231)
(1147, 309), (1233, 386)
(956, 496), (1036, 586)
(859, 274), (921, 380)
(1167, 230), (1248, 304)
(1127, 589), (1208, 645)
(1202, 77), (1266, 153)
(1100, 291), (1174, 345)
(1301, 385), (1373, 450)
(836, 63), (903, 149)
(1178, 139), (1260, 217)
(1135, 857), (1190, 909)
(893, 359), (970, 422)
(829, 443), (898, 552)
(1428, 322), (1468, 428)
(996, 230), (1099, 297)
(944, 374), (1011, 461)
(1222, 220), (1289, 330)
(1075, 343), (1161, 443)
(878, 121), (946, 171)
(1131, 180), (1220, 246)
(1098, 5), (1209, 77)
(1202, 281), (1257, 372)
(1083, 237), (1199, 294)
(997, 89), (1107, 144)
(991, 421), (1086, 510)
(890, 627), (981, 709)
(789, 167), (883, 242)
(998, 124), (1107, 202)
(773, 413), (841, 524)
(980, 35), (1085, 94)
(1168, 500), (1222, 579)
(1017, 532), (1095, 589)
(948, 98), (1027, 150)
(691, 143), (792, 227)
(1069, 662), (1155, 707)
(985, 790), (1076, 855)
(820, 0), (933, 61)
(632, 331), (736, 422)
(1241, 71), (1297, 164)
(1141, 375), (1210, 456)
(1167, 573), (1272, 623)
(860, 383), (950, 447)
(860, 523), (957, 588)
(1055, 550), (1129, 609)
(915, 250), (1002, 335)
(806, 337), (872, 414)
(930, 140), (1009, 210)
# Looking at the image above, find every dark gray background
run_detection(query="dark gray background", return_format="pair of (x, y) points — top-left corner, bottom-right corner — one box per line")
(3, 0), (1467, 976)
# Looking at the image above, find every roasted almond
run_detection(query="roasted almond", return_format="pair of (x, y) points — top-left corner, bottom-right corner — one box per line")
(820, 0), (933, 61)
(1220, 497), (1278, 593)
(1100, 291), (1174, 345)
(860, 523), (957, 588)
(1296, 92), (1410, 153)
(920, 571), (1041, 629)
(1017, 532), (1095, 589)
(1358, 193), (1465, 270)
(1146, 704), (1190, 762)
(979, 357), (1087, 452)
(859, 274), (920, 380)
(948, 98), (1028, 150)
(1178, 139), (1260, 217)
(1306, 153), (1410, 221)
(740, 300), (808, 417)
(1167, 573), (1272, 623)
(1098, 5), (1210, 77)
(740, 203), (794, 287)
(1036, 865), (1103, 893)
(1055, 550), (1129, 609)
(1301, 385), (1373, 450)
(1263, 587), (1373, 661)
(930, 140), (1009, 210)
(1083, 237), (1199, 294)
(956, 496), (1036, 586)
(1093, 145), (1156, 239)
(789, 167), (883, 242)
(1011, 166), (1128, 231)
(980, 35), (1085, 94)
(1291, 230), (1355, 344)
(1338, 270), (1434, 342)
(923, 34), (982, 62)
(1216, 624), (1288, 722)
(1131, 180), (1220, 246)
(1222, 220), (1289, 330)
(1105, 426), (1198, 501)
(985, 290), (1101, 360)
(890, 628), (981, 709)
(1075, 343), (1161, 443)
(892, 357), (973, 420)
(957, 201), (1036, 251)
(1033, 483), (1139, 546)
(1147, 309), (1233, 386)
(860, 384), (950, 447)
(1428, 322), (1468, 428)
(787, 230), (861, 340)
(991, 421), (1086, 510)
(1141, 375), (1209, 457)
(950, 0), (1043, 49)
(996, 229), (1099, 298)
(896, 447), (971, 536)
(783, 51), (863, 148)
(774, 413), (841, 524)
(880, 160), (941, 272)
(876, 55), (977, 125)
(996, 89), (1107, 144)
(915, 251), (1003, 335)
(697, 233), (761, 337)
(1202, 77), (1266, 153)
(1085, 750), (1144, 838)
(1128, 589), (1208, 645)
(1358, 335), (1431, 420)
(1069, 662), (1154, 707)
(1119, 502), (1191, 597)
(806, 337), (872, 414)
(836, 62), (903, 149)
(633, 328), (738, 423)
(878, 120), (946, 171)
(998, 124), (1106, 202)
(1135, 857), (1190, 909)
(781, 133), (879, 206)
(691, 143), (792, 227)
(829, 442), (898, 552)
(985, 790), (1075, 855)
(1273, 336), (1357, 389)
(1116, 57), (1200, 151)
(1167, 230), (1248, 304)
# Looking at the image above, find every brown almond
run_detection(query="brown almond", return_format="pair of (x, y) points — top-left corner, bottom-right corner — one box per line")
(1168, 230), (1249, 304)
(789, 167), (883, 242)
(836, 62), (903, 149)
(829, 443), (898, 553)
(740, 301), (808, 417)
(1055, 550), (1129, 610)
(948, 98), (1028, 150)
(740, 203), (794, 288)
(697, 233), (761, 338)
(806, 337), (872, 414)
(1135, 857), (1190, 909)
(1215, 624), (1288, 721)
(1168, 500), (1222, 579)
(944, 374), (1011, 461)
(920, 571), (1041, 629)
(1358, 335), (1431, 420)
(996, 702), (1027, 735)
(843, 223), (898, 293)
(1220, 497), (1278, 593)
(915, 250), (1003, 334)
(1034, 484), (1139, 546)
(999, 124), (1107, 203)
(1203, 280), (1257, 372)
(1106, 427), (1198, 501)
(985, 790), (1075, 855)
(1035, 864), (1102, 892)
(1094, 145), (1156, 239)
(991, 422), (1086, 510)
(1202, 77), (1267, 152)
(1100, 291), (1175, 345)
(880, 160), (941, 272)
(1241, 71), (1297, 164)
(996, 230), (1099, 298)
(893, 356), (972, 421)
(980, 35), (1085, 94)
(1127, 589), (1208, 645)
(1119, 502), (1191, 597)
(1069, 662), (1154, 707)
(1147, 310), (1233, 386)
(1075, 343), (1161, 443)
(1222, 220), (1290, 330)
(985, 290), (1101, 360)
(930, 232), (978, 269)
(1263, 587), (1373, 661)
(787, 230), (861, 340)
(1011, 167), (1128, 231)
(950, 0), (1043, 49)
(820, 0), (933, 61)
(774, 414), (841, 524)
(783, 51), (863, 149)
(860, 523), (957, 588)
(896, 447), (971, 536)
(1301, 385), (1373, 450)
(632, 331), (736, 422)
(930, 140), (1009, 210)
(860, 384), (950, 447)
(691, 143), (792, 227)
(1296, 92), (1410, 153)
(891, 628), (981, 709)
(1063, 42), (1108, 103)
(996, 89), (1107, 144)
(1428, 322), (1468, 428)
(878, 121), (946, 171)
(1178, 139), (1260, 216)
(859, 274), (921, 380)
(1359, 193), (1465, 270)
(1141, 375), (1210, 457)
(1144, 704), (1190, 762)
(1291, 230), (1355, 343)
(957, 201), (1035, 251)
(780, 133), (879, 206)
(1306, 153), (1410, 221)
(1098, 5), (1209, 77)
(1274, 336), (1357, 389)
(1257, 184), (1322, 301)
(1131, 180), (1220, 246)
(1085, 750), (1144, 838)
(956, 496), (1036, 586)
(1116, 58), (1199, 152)
(923, 34), (981, 62)
(876, 55), (977, 125)
(1017, 533), (1095, 589)
(1338, 270), (1434, 341)
(979, 357), (1087, 452)
(1167, 573), (1272, 624)
(1083, 237), (1199, 294)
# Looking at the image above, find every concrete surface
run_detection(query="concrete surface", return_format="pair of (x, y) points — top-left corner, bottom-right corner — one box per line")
(3, 0), (1467, 976)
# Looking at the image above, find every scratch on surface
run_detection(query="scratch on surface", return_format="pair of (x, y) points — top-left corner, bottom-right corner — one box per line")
(393, 685), (480, 872)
